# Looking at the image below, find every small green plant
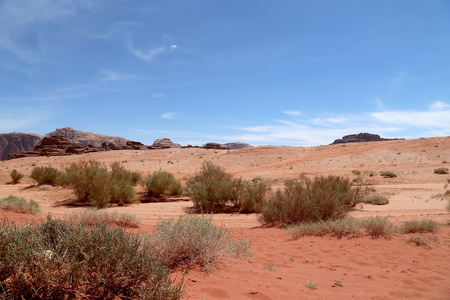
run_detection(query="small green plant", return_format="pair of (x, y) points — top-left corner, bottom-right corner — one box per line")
(361, 216), (393, 237)
(263, 263), (279, 271)
(142, 170), (183, 198)
(380, 171), (397, 178)
(360, 194), (389, 205)
(434, 167), (449, 175)
(306, 280), (318, 290)
(10, 169), (24, 184)
(149, 215), (251, 271)
(400, 219), (440, 234)
(287, 218), (362, 239)
(0, 195), (40, 215)
(407, 235), (437, 248)
(31, 166), (62, 186)
(333, 280), (343, 287)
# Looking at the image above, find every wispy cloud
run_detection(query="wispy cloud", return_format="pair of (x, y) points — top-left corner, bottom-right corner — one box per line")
(282, 110), (302, 116)
(127, 39), (166, 61)
(100, 70), (148, 82)
(161, 112), (177, 120)
(0, 105), (53, 132)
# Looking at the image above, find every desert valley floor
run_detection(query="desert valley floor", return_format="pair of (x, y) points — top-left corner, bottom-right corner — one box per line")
(1, 137), (449, 299)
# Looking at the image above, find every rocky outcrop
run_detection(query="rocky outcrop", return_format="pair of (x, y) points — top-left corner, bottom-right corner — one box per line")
(224, 142), (253, 150)
(202, 142), (230, 150)
(0, 133), (43, 161)
(152, 138), (182, 149)
(332, 133), (404, 144)
(45, 127), (129, 147)
(8, 136), (153, 160)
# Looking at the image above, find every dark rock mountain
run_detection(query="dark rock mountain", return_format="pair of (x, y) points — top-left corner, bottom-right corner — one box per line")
(45, 127), (129, 147)
(0, 133), (43, 161)
(224, 142), (253, 150)
(332, 133), (403, 144)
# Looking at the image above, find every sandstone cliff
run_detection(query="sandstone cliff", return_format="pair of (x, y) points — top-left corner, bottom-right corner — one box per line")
(45, 127), (129, 147)
(0, 133), (43, 161)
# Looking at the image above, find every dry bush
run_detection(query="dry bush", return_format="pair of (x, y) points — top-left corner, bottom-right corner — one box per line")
(360, 216), (393, 237)
(0, 195), (40, 215)
(142, 170), (183, 198)
(259, 175), (365, 225)
(400, 219), (440, 234)
(360, 194), (389, 205)
(150, 215), (251, 271)
(69, 209), (141, 228)
(0, 216), (184, 299)
(31, 166), (62, 186)
(10, 169), (24, 184)
(287, 218), (362, 239)
(380, 171), (397, 178)
(434, 167), (449, 175)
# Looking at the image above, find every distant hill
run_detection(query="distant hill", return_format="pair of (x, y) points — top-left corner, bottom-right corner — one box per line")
(45, 127), (129, 147)
(331, 133), (404, 144)
(0, 133), (43, 161)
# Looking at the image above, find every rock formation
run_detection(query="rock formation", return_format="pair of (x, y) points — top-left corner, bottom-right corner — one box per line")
(202, 142), (231, 150)
(0, 133), (43, 161)
(45, 127), (129, 147)
(224, 142), (253, 150)
(332, 133), (403, 144)
(152, 138), (182, 149)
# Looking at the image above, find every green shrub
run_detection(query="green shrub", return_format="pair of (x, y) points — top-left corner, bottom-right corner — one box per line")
(0, 216), (184, 299)
(150, 215), (251, 271)
(287, 218), (362, 239)
(142, 170), (183, 198)
(10, 169), (24, 184)
(0, 195), (40, 215)
(400, 219), (440, 234)
(434, 167), (449, 175)
(259, 175), (364, 225)
(69, 209), (140, 228)
(380, 171), (397, 178)
(110, 161), (141, 185)
(186, 161), (241, 211)
(31, 166), (62, 186)
(240, 180), (271, 213)
(360, 194), (389, 205)
(360, 216), (393, 237)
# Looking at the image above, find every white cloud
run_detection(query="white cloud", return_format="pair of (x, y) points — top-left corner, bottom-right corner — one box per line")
(282, 110), (301, 116)
(0, 106), (53, 132)
(100, 70), (148, 82)
(161, 112), (176, 120)
(429, 101), (450, 110)
(127, 39), (165, 61)
(171, 45), (177, 50)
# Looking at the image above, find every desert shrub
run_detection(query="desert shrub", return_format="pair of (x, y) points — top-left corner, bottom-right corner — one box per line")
(64, 160), (112, 207)
(360, 194), (389, 205)
(434, 167), (449, 175)
(142, 170), (183, 198)
(10, 169), (24, 184)
(287, 218), (362, 239)
(38, 184), (54, 191)
(360, 216), (393, 237)
(69, 209), (140, 228)
(150, 215), (251, 271)
(110, 161), (141, 185)
(407, 235), (438, 248)
(0, 216), (184, 299)
(380, 171), (397, 178)
(400, 219), (440, 234)
(240, 180), (271, 213)
(352, 170), (361, 175)
(259, 175), (364, 225)
(0, 195), (40, 215)
(186, 161), (241, 211)
(31, 166), (62, 186)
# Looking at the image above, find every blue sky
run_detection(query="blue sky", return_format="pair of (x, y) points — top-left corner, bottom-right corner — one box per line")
(1, 0), (449, 146)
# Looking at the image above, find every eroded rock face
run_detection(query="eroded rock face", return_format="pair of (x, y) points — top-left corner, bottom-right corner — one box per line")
(0, 133), (43, 161)
(45, 127), (129, 147)
(332, 133), (404, 144)
(202, 142), (230, 150)
(224, 142), (253, 150)
(152, 138), (182, 149)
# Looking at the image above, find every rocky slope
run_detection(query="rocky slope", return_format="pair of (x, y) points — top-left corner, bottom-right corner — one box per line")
(46, 127), (129, 147)
(0, 133), (43, 161)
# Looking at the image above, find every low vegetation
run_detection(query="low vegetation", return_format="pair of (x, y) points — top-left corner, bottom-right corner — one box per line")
(380, 171), (397, 178)
(400, 219), (440, 234)
(434, 167), (449, 174)
(68, 208), (141, 228)
(259, 175), (367, 225)
(150, 215), (251, 271)
(0, 216), (184, 299)
(0, 195), (40, 215)
(360, 194), (389, 205)
(9, 169), (24, 184)
(142, 170), (183, 198)
(31, 166), (62, 186)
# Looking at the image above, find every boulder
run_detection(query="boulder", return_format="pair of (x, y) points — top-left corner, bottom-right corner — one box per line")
(45, 127), (129, 147)
(152, 138), (182, 149)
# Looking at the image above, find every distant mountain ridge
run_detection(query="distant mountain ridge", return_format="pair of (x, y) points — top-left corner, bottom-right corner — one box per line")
(0, 133), (43, 161)
(46, 127), (129, 147)
(332, 133), (404, 144)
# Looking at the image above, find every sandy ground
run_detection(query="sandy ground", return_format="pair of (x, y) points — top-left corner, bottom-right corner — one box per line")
(1, 137), (449, 299)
